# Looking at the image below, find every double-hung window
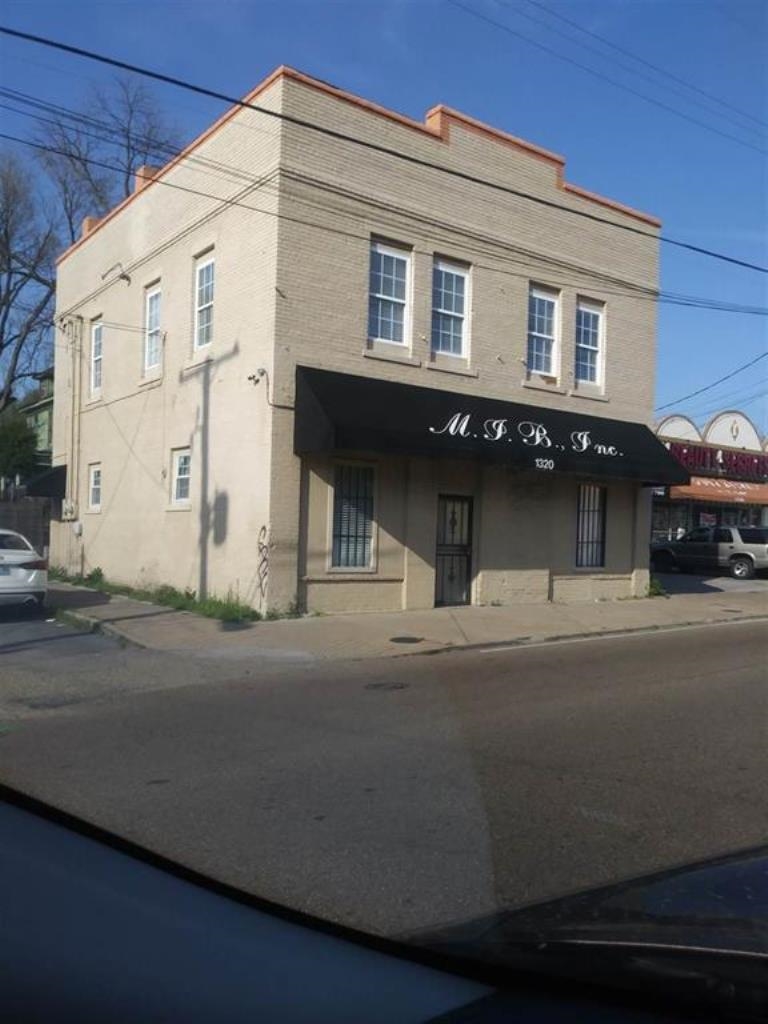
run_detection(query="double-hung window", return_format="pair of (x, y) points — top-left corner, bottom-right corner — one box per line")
(527, 287), (558, 376)
(431, 260), (468, 357)
(368, 242), (409, 345)
(576, 484), (606, 567)
(144, 287), (162, 372)
(194, 256), (215, 349)
(171, 448), (191, 505)
(332, 465), (374, 568)
(88, 463), (102, 512)
(575, 300), (603, 385)
(90, 321), (103, 395)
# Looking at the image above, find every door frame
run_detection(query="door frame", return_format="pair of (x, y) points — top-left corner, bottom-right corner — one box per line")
(434, 493), (474, 607)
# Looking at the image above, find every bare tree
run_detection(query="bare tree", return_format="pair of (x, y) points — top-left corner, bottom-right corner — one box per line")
(37, 76), (179, 244)
(0, 76), (179, 405)
(0, 152), (57, 413)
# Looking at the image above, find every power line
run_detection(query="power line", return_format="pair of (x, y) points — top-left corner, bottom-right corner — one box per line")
(518, 0), (768, 131)
(655, 351), (768, 411)
(1, 25), (766, 274)
(448, 0), (768, 156)
(4, 127), (766, 320)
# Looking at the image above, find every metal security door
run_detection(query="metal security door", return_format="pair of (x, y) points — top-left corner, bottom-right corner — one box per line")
(435, 496), (473, 607)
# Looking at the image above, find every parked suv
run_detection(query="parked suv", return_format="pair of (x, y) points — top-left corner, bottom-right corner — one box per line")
(651, 525), (768, 579)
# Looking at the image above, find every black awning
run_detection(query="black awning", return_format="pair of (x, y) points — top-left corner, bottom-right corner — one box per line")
(25, 464), (66, 498)
(294, 367), (689, 485)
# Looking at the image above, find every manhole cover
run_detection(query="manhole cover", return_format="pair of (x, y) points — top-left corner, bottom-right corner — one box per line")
(365, 681), (410, 691)
(389, 635), (423, 644)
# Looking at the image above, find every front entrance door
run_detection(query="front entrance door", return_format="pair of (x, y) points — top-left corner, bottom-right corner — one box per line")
(435, 495), (473, 607)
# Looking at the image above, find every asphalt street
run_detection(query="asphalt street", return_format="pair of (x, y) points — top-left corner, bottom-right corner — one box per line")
(0, 610), (766, 937)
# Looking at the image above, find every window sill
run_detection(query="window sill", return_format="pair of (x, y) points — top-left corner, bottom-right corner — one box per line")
(522, 378), (566, 395)
(426, 362), (478, 379)
(303, 574), (404, 583)
(83, 395), (103, 408)
(363, 348), (421, 368)
(166, 503), (191, 512)
(138, 374), (163, 390)
(568, 387), (609, 403)
(183, 353), (213, 372)
(84, 508), (101, 515)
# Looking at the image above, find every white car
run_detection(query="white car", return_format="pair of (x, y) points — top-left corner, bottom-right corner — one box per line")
(0, 529), (48, 609)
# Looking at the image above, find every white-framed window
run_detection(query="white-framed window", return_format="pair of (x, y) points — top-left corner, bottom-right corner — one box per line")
(90, 321), (103, 395)
(431, 259), (468, 357)
(331, 464), (375, 568)
(368, 241), (410, 345)
(576, 484), (606, 567)
(527, 286), (558, 376)
(88, 463), (102, 512)
(144, 286), (162, 372)
(194, 256), (215, 349)
(171, 447), (191, 505)
(575, 299), (603, 385)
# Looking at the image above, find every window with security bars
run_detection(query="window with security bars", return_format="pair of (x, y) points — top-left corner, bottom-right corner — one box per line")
(575, 301), (602, 384)
(368, 242), (409, 344)
(527, 288), (557, 375)
(431, 260), (467, 356)
(332, 465), (374, 568)
(576, 484), (606, 567)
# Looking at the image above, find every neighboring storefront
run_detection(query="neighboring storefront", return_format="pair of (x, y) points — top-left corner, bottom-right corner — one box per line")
(652, 412), (768, 540)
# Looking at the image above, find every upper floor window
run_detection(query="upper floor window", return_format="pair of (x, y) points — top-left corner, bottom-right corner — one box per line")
(368, 241), (409, 345)
(90, 321), (103, 395)
(527, 287), (558, 376)
(575, 300), (603, 385)
(194, 256), (215, 349)
(431, 259), (468, 357)
(144, 287), (162, 371)
(88, 462), (102, 512)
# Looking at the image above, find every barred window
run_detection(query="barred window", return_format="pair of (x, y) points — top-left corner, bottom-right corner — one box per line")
(576, 484), (606, 567)
(332, 465), (374, 568)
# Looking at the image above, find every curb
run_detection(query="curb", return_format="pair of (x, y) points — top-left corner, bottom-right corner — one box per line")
(54, 604), (768, 661)
(54, 608), (149, 650)
(404, 612), (768, 659)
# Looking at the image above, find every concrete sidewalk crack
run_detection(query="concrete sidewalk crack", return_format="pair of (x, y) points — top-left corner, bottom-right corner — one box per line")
(448, 609), (471, 645)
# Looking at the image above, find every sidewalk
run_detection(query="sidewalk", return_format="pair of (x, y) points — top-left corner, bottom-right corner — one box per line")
(48, 579), (768, 663)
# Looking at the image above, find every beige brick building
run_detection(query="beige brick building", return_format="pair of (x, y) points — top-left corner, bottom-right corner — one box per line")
(50, 66), (685, 614)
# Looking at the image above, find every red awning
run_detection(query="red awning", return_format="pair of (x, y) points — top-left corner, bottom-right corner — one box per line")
(669, 476), (768, 505)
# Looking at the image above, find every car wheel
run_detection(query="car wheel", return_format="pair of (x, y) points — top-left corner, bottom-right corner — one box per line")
(730, 557), (755, 580)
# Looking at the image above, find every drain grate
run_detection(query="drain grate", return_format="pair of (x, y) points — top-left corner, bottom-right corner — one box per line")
(389, 635), (423, 644)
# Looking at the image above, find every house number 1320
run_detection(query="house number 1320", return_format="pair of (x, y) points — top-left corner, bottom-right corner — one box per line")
(535, 458), (555, 470)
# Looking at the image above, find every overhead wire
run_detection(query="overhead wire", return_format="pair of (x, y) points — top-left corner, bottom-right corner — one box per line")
(0, 24), (766, 273)
(447, 0), (768, 156)
(655, 351), (768, 411)
(517, 0), (768, 131)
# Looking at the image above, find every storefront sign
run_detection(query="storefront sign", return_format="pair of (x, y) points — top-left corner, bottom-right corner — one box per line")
(665, 441), (768, 482)
(428, 412), (625, 471)
(295, 366), (689, 485)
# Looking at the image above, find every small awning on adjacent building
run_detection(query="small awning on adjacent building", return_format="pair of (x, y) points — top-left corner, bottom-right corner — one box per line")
(669, 476), (768, 505)
(25, 464), (67, 499)
(294, 367), (689, 485)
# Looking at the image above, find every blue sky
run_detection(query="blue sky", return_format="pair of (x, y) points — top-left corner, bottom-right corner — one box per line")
(2, 0), (766, 433)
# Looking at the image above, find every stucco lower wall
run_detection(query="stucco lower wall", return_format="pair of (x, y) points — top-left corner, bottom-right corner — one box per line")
(295, 452), (646, 613)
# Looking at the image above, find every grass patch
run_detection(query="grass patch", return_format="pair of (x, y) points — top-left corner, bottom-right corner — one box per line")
(647, 575), (668, 598)
(49, 566), (260, 623)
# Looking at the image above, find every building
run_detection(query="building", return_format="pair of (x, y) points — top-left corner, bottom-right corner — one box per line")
(22, 367), (55, 468)
(50, 66), (685, 613)
(652, 411), (768, 540)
